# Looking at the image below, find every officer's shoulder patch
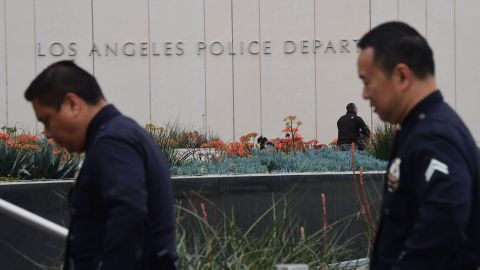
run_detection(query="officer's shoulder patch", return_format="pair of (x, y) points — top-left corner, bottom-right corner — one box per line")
(425, 158), (449, 182)
(387, 158), (401, 193)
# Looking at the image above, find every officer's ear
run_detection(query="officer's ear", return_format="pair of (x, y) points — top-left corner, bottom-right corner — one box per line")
(392, 64), (412, 91)
(62, 92), (84, 116)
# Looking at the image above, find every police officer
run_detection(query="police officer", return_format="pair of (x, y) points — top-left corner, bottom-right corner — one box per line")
(24, 61), (179, 270)
(337, 102), (370, 150)
(357, 22), (480, 269)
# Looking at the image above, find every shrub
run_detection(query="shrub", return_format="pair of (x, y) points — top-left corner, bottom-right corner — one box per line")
(145, 122), (222, 167)
(171, 148), (387, 176)
(176, 194), (354, 269)
(366, 123), (397, 161)
(0, 132), (80, 180)
(145, 123), (198, 167)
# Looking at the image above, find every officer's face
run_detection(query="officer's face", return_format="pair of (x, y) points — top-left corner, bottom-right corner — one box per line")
(357, 47), (401, 123)
(32, 94), (85, 152)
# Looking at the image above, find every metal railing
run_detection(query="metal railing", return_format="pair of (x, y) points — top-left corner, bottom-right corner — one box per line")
(275, 258), (369, 270)
(0, 198), (68, 240)
(329, 258), (369, 269)
(1, 197), (370, 270)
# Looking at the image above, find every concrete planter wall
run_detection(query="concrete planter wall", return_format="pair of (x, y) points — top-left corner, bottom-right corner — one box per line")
(0, 172), (384, 269)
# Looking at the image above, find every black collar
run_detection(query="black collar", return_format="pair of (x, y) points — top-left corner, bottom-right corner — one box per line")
(400, 90), (443, 133)
(389, 90), (443, 161)
(85, 104), (121, 151)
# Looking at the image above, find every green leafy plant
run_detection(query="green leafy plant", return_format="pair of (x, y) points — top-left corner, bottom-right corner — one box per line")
(145, 123), (199, 167)
(349, 145), (382, 255)
(27, 142), (80, 179)
(0, 144), (31, 179)
(4, 191), (371, 270)
(171, 148), (387, 176)
(175, 194), (356, 269)
(0, 133), (80, 180)
(366, 122), (397, 161)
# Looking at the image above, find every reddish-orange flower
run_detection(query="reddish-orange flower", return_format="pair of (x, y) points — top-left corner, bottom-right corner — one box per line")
(226, 141), (251, 157)
(0, 132), (11, 140)
(239, 135), (249, 143)
(201, 140), (226, 150)
(282, 127), (298, 133)
(239, 132), (258, 144)
(284, 115), (296, 122)
(17, 134), (39, 143)
(6, 139), (15, 148)
(18, 144), (40, 151)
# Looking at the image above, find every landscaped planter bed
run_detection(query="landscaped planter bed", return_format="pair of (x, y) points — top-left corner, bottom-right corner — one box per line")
(0, 172), (384, 269)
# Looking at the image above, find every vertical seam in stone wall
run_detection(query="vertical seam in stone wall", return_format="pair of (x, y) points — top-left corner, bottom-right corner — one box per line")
(230, 0), (235, 141)
(203, 0), (207, 131)
(91, 0), (95, 75)
(425, 0), (428, 38)
(369, 0), (371, 29)
(258, 0), (263, 135)
(33, 0), (38, 131)
(397, 0), (400, 21)
(369, 0), (373, 129)
(3, 0), (8, 123)
(453, 0), (457, 109)
(33, 0), (37, 76)
(313, 0), (317, 140)
(147, 0), (152, 123)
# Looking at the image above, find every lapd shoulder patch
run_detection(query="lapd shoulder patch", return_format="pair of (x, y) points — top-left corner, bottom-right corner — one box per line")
(387, 158), (401, 192)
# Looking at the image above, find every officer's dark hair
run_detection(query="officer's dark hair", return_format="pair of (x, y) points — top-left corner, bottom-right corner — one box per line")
(357, 21), (435, 79)
(346, 103), (356, 114)
(24, 60), (105, 110)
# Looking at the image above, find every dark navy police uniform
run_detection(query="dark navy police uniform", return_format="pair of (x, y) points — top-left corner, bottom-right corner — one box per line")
(371, 91), (480, 270)
(64, 105), (178, 270)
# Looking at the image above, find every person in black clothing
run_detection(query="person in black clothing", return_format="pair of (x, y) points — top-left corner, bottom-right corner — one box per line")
(337, 102), (370, 150)
(24, 61), (179, 270)
(357, 21), (480, 270)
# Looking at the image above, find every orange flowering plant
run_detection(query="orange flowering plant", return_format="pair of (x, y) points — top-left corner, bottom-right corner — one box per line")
(145, 116), (336, 163)
(266, 115), (306, 153)
(200, 132), (258, 162)
(0, 127), (79, 180)
(0, 131), (40, 151)
(199, 115), (333, 160)
(271, 115), (327, 153)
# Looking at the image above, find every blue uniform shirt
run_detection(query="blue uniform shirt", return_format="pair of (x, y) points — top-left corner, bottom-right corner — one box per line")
(371, 91), (480, 270)
(65, 105), (176, 270)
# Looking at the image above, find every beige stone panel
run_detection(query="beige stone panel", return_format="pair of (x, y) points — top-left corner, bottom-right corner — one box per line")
(4, 0), (37, 132)
(260, 0), (316, 141)
(35, 0), (93, 74)
(456, 0), (480, 143)
(149, 0), (206, 131)
(92, 0), (150, 125)
(399, 0), (426, 36)
(371, 0), (398, 27)
(204, 0), (234, 141)
(369, 0), (399, 132)
(232, 0), (261, 140)
(34, 0), (93, 134)
(316, 0), (370, 144)
(0, 1), (6, 125)
(426, 0), (455, 108)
